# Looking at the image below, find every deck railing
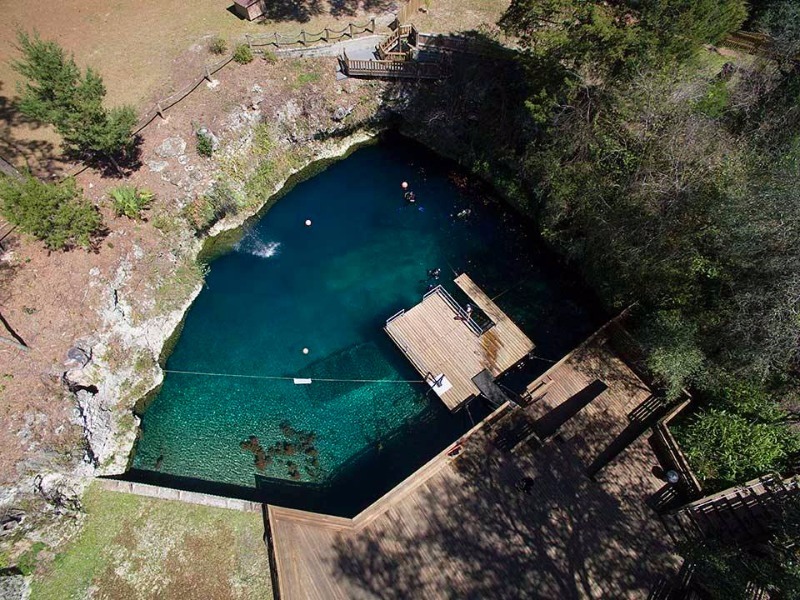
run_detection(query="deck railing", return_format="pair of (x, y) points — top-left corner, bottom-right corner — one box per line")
(425, 285), (492, 336)
(339, 51), (443, 79)
(652, 398), (703, 500)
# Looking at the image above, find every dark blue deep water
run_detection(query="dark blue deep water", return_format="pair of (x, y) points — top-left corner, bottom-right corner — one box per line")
(128, 137), (597, 516)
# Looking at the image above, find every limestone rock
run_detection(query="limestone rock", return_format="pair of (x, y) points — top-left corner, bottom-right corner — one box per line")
(147, 160), (169, 173)
(332, 106), (353, 122)
(155, 137), (187, 159)
(65, 347), (91, 369)
(0, 575), (30, 600)
(34, 473), (82, 515)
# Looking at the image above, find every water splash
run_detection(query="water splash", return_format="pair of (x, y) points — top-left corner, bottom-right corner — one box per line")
(235, 236), (281, 259)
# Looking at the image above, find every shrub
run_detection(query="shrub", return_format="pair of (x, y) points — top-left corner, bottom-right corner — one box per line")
(182, 179), (238, 232)
(261, 50), (278, 64)
(196, 132), (213, 157)
(16, 542), (46, 576)
(209, 37), (227, 55)
(0, 174), (101, 250)
(109, 185), (153, 219)
(232, 44), (253, 65)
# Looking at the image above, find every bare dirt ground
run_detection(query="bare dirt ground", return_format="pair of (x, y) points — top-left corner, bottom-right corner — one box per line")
(0, 0), (397, 172)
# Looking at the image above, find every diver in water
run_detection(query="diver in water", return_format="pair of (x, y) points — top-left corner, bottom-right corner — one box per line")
(404, 190), (416, 203)
(427, 267), (442, 281)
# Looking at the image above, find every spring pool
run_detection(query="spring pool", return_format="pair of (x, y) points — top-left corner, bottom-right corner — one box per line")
(128, 136), (595, 516)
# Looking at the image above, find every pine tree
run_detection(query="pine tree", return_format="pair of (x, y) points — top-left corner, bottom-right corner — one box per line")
(11, 31), (137, 161)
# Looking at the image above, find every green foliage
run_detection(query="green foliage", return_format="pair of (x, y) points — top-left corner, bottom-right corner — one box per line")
(12, 31), (136, 159)
(683, 497), (800, 598)
(676, 376), (800, 489)
(0, 174), (101, 250)
(183, 179), (238, 232)
(500, 0), (746, 74)
(694, 80), (730, 118)
(109, 185), (153, 219)
(17, 542), (46, 576)
(261, 50), (278, 64)
(232, 44), (253, 65)
(753, 0), (800, 68)
(679, 409), (797, 487)
(196, 132), (213, 157)
(244, 160), (275, 201)
(209, 37), (227, 55)
(295, 71), (321, 87)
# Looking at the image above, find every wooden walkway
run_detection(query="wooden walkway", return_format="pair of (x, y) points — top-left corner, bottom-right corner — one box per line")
(521, 328), (661, 469)
(268, 334), (679, 600)
(385, 273), (534, 410)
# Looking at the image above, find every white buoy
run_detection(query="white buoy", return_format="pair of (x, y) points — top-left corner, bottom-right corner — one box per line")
(302, 347), (309, 355)
(401, 181), (409, 190)
(304, 219), (312, 227)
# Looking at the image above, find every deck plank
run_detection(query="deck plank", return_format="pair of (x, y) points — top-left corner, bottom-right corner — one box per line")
(385, 274), (534, 410)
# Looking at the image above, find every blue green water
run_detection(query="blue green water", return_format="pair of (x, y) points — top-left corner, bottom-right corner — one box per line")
(130, 137), (595, 515)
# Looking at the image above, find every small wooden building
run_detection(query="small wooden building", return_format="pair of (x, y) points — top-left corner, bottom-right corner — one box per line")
(233, 0), (265, 21)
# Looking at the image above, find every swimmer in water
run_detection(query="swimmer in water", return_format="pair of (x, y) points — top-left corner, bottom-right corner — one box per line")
(404, 191), (416, 203)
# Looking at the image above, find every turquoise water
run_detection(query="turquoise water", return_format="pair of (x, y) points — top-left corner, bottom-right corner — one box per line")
(130, 137), (595, 514)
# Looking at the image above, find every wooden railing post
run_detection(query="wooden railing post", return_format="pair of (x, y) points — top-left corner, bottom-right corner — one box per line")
(157, 103), (165, 120)
(369, 17), (375, 32)
(204, 65), (212, 82)
(301, 30), (306, 45)
(246, 34), (252, 49)
(323, 28), (329, 42)
(349, 23), (354, 38)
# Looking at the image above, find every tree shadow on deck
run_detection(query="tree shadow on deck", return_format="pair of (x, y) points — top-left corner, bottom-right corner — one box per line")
(330, 431), (677, 599)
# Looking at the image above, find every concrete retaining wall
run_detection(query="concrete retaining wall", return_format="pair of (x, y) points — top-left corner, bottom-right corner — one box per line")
(96, 478), (262, 513)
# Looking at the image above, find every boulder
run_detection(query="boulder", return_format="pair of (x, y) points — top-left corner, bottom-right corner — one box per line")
(155, 137), (187, 159)
(332, 106), (353, 122)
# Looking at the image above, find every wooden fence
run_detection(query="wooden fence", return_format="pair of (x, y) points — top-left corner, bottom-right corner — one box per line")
(244, 17), (375, 50)
(661, 472), (800, 546)
(59, 18), (380, 178)
(339, 51), (442, 79)
(652, 397), (703, 500)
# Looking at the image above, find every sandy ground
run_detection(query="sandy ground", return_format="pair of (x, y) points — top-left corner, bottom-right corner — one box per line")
(0, 0), (398, 172)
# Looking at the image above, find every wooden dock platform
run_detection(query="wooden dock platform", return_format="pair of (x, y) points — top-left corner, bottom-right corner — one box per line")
(385, 274), (534, 411)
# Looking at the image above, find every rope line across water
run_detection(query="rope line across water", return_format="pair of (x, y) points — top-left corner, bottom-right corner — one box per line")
(163, 369), (426, 384)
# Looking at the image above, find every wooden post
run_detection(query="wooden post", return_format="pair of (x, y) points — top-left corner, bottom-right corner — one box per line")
(204, 65), (212, 82)
(323, 28), (329, 42)
(274, 32), (279, 46)
(369, 18), (375, 32)
(301, 30), (306, 45)
(349, 23), (354, 38)
(157, 103), (165, 120)
(246, 34), (253, 49)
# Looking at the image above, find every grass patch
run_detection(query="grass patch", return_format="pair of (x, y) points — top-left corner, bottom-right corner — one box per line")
(294, 71), (321, 87)
(31, 483), (272, 600)
(154, 255), (207, 314)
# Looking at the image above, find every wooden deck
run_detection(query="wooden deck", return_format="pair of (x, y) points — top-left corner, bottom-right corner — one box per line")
(521, 328), (661, 470)
(384, 274), (534, 411)
(268, 333), (680, 600)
